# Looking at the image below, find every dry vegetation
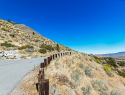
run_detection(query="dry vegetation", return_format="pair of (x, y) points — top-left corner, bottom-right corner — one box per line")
(0, 19), (72, 59)
(11, 52), (125, 95)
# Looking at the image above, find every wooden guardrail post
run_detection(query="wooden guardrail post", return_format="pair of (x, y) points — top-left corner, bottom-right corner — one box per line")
(39, 68), (45, 79)
(50, 55), (52, 61)
(48, 57), (50, 64)
(41, 62), (44, 68)
(44, 59), (47, 69)
(55, 54), (57, 58)
(39, 79), (49, 95)
(38, 56), (50, 95)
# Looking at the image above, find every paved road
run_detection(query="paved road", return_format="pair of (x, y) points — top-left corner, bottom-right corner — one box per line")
(0, 57), (48, 95)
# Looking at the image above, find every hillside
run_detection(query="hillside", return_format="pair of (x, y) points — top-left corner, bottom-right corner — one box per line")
(11, 52), (125, 95)
(14, 24), (42, 37)
(0, 19), (72, 59)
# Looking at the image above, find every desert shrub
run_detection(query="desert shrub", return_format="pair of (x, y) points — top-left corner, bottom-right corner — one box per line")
(117, 61), (125, 67)
(1, 28), (8, 31)
(10, 34), (15, 37)
(106, 71), (114, 77)
(35, 39), (40, 42)
(77, 62), (85, 69)
(8, 19), (10, 22)
(102, 61), (107, 64)
(88, 63), (94, 68)
(82, 52), (86, 56)
(72, 59), (75, 64)
(85, 58), (88, 61)
(34, 47), (39, 52)
(18, 45), (33, 50)
(102, 64), (115, 77)
(26, 48), (34, 52)
(58, 73), (69, 83)
(89, 58), (93, 61)
(33, 55), (37, 58)
(107, 57), (118, 68)
(38, 48), (46, 54)
(103, 64), (112, 72)
(100, 91), (109, 95)
(66, 59), (71, 67)
(40, 44), (54, 51)
(71, 71), (79, 81)
(81, 86), (85, 91)
(82, 85), (92, 95)
(39, 44), (45, 48)
(91, 80), (109, 91)
(116, 69), (125, 78)
(55, 62), (60, 69)
(45, 45), (53, 51)
(33, 32), (35, 35)
(49, 84), (57, 95)
(85, 67), (94, 78)
(81, 57), (84, 61)
(55, 62), (60, 66)
(1, 41), (15, 47)
(122, 69), (125, 72)
(76, 69), (80, 74)
(111, 90), (121, 95)
(21, 55), (26, 59)
(78, 54), (82, 59)
(94, 59), (101, 64)
(92, 55), (101, 60)
(1, 36), (4, 38)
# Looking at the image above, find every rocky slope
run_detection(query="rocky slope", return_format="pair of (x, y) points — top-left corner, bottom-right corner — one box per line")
(14, 24), (42, 37)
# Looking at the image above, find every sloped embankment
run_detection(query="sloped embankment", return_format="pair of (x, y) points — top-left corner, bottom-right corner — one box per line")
(47, 52), (125, 95)
(11, 52), (125, 95)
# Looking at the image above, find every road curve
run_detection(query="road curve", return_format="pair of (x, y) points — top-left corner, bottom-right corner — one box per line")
(0, 57), (48, 95)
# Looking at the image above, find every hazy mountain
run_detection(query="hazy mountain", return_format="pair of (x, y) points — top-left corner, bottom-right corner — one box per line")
(96, 51), (125, 57)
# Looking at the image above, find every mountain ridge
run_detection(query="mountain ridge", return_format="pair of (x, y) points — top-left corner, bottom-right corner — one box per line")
(0, 19), (72, 59)
(96, 51), (125, 57)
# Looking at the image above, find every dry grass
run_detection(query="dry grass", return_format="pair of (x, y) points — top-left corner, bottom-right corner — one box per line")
(11, 53), (125, 95)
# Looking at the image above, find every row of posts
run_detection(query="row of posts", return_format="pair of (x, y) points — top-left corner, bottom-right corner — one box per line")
(38, 52), (72, 95)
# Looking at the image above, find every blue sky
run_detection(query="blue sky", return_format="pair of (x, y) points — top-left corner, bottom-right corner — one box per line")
(0, 0), (125, 54)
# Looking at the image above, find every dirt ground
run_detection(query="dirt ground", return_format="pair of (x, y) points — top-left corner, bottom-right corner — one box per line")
(11, 68), (39, 95)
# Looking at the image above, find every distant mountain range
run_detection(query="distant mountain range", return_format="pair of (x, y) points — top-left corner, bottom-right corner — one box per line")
(96, 51), (125, 57)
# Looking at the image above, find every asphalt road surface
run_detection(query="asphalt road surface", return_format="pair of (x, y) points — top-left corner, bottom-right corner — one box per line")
(0, 57), (48, 95)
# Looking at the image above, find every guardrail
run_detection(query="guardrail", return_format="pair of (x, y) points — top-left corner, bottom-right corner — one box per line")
(38, 52), (72, 95)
